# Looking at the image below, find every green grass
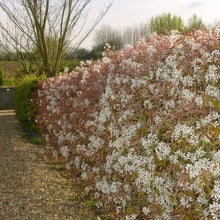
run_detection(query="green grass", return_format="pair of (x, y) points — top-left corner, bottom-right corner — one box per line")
(3, 78), (16, 86)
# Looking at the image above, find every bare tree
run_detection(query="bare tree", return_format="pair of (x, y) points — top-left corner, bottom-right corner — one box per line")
(93, 25), (123, 50)
(122, 23), (149, 46)
(0, 0), (112, 76)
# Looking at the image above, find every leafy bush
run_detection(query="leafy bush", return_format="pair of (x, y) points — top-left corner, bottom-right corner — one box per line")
(58, 59), (81, 73)
(2, 78), (15, 86)
(14, 64), (38, 84)
(34, 28), (220, 219)
(14, 74), (46, 133)
(0, 68), (4, 86)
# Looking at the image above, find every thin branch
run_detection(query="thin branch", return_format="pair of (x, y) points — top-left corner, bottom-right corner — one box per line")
(73, 1), (113, 50)
(0, 0), (113, 76)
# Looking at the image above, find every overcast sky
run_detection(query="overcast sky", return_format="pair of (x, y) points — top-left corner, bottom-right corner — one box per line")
(82, 0), (220, 48)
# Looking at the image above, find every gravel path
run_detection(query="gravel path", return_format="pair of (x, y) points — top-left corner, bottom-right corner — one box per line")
(0, 110), (96, 220)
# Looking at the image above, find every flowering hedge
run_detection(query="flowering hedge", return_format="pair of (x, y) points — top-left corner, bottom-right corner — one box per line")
(34, 28), (220, 219)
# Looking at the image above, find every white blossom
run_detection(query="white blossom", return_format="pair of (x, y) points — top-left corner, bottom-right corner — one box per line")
(102, 57), (111, 64)
(142, 207), (151, 216)
(182, 75), (194, 87)
(155, 142), (171, 160)
(205, 65), (219, 83)
(125, 214), (137, 220)
(60, 146), (70, 159)
(141, 133), (158, 149)
(211, 181), (220, 201)
(135, 168), (152, 192)
(95, 178), (121, 194)
(143, 99), (153, 109)
(181, 89), (196, 102)
(205, 85), (220, 99)
(209, 202), (220, 220)
(195, 95), (203, 107)
(172, 123), (198, 145)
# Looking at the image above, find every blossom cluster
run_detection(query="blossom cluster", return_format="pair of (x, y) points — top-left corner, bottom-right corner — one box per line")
(33, 28), (220, 219)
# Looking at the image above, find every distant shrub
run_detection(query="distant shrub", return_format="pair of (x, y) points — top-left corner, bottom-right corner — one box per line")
(149, 13), (184, 34)
(14, 74), (46, 133)
(0, 61), (21, 80)
(14, 64), (38, 84)
(58, 59), (81, 73)
(0, 68), (4, 86)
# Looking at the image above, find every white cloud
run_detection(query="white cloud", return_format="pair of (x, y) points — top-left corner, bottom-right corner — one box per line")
(187, 0), (206, 8)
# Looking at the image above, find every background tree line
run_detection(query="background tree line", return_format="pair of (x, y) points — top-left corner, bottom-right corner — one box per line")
(91, 13), (207, 58)
(0, 7), (212, 78)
